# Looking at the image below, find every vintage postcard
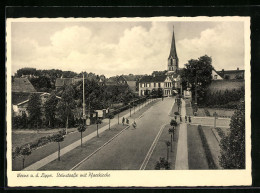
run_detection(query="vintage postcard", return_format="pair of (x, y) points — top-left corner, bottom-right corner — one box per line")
(6, 16), (251, 187)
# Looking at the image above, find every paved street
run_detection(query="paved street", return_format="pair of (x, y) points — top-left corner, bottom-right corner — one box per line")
(74, 97), (175, 170)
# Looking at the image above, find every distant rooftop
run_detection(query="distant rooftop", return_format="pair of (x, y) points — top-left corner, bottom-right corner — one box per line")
(12, 78), (36, 93)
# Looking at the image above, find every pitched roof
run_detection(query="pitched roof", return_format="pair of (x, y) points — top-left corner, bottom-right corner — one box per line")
(12, 92), (32, 105)
(106, 76), (118, 83)
(213, 69), (224, 78)
(121, 75), (136, 81)
(126, 81), (136, 91)
(12, 92), (60, 106)
(217, 70), (244, 75)
(12, 78), (36, 93)
(55, 78), (74, 87)
(139, 75), (167, 83)
(168, 26), (178, 59)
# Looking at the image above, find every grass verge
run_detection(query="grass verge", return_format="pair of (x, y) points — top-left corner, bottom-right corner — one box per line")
(145, 124), (180, 170)
(187, 124), (208, 169)
(39, 124), (127, 170)
(198, 125), (217, 169)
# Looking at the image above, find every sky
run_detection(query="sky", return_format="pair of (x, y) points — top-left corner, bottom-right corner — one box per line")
(11, 20), (245, 77)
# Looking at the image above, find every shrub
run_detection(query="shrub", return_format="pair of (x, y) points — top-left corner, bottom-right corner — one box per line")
(198, 125), (217, 169)
(215, 127), (225, 139)
(204, 109), (210, 116)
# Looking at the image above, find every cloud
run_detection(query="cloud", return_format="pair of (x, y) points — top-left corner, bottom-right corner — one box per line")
(11, 21), (244, 76)
(177, 22), (244, 70)
(12, 22), (172, 77)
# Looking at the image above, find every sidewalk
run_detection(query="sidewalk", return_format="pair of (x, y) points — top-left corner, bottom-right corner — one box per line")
(175, 99), (189, 170)
(14, 98), (157, 171)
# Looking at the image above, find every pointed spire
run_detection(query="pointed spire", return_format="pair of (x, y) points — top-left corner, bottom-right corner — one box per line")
(168, 25), (178, 59)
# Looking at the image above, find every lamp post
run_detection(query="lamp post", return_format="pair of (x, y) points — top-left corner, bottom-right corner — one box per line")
(134, 101), (135, 114)
(129, 102), (131, 117)
(213, 112), (218, 129)
(168, 128), (174, 152)
(118, 112), (119, 125)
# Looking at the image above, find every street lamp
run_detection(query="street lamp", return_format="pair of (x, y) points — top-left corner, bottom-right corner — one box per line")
(168, 128), (174, 152)
(213, 112), (218, 129)
(194, 69), (202, 113)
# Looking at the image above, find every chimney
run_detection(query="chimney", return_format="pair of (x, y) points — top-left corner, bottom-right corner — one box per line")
(237, 67), (239, 70)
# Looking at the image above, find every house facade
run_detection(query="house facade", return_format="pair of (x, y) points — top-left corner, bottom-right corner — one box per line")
(139, 75), (174, 96)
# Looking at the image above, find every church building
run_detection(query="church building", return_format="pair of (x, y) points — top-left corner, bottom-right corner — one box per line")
(139, 26), (181, 97)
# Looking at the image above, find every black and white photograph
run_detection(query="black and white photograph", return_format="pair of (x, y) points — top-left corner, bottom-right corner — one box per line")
(6, 17), (251, 187)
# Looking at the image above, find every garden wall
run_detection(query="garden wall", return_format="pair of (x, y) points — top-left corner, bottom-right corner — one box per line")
(208, 80), (244, 93)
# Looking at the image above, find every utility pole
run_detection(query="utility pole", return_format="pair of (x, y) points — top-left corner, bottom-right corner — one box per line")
(82, 72), (86, 125)
(195, 71), (198, 108)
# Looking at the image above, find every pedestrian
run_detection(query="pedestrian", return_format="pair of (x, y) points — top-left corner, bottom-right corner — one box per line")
(180, 115), (182, 122)
(185, 115), (187, 122)
(188, 116), (191, 123)
(174, 115), (177, 121)
(126, 118), (129, 125)
(132, 121), (137, 129)
(122, 117), (125, 125)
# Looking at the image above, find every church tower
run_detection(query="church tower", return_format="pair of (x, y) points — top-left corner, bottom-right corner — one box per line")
(168, 26), (179, 73)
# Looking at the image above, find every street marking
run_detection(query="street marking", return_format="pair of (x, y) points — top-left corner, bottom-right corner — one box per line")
(138, 115), (144, 119)
(139, 124), (166, 170)
(70, 125), (130, 170)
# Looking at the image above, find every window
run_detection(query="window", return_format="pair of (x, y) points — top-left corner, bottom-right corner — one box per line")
(158, 83), (161, 88)
(154, 83), (156, 87)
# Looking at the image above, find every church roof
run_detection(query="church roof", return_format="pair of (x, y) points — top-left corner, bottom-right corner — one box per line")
(168, 26), (178, 60)
(139, 75), (168, 83)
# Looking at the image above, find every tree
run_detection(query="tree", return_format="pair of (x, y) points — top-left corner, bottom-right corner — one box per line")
(181, 55), (213, 104)
(27, 93), (42, 130)
(107, 113), (114, 130)
(77, 124), (87, 147)
(16, 68), (37, 77)
(53, 132), (65, 161)
(30, 76), (52, 92)
(21, 145), (32, 169)
(219, 100), (245, 169)
(154, 157), (170, 170)
(169, 119), (178, 152)
(57, 85), (75, 134)
(96, 118), (102, 137)
(44, 93), (58, 128)
(157, 88), (164, 98)
(165, 141), (171, 162)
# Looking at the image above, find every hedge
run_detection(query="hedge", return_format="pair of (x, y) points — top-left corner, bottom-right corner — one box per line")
(198, 125), (217, 169)
(12, 132), (64, 159)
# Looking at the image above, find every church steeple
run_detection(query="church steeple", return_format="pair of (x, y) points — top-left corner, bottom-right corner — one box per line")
(168, 26), (179, 73)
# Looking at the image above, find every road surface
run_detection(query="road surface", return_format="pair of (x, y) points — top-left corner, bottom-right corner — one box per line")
(74, 97), (175, 170)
